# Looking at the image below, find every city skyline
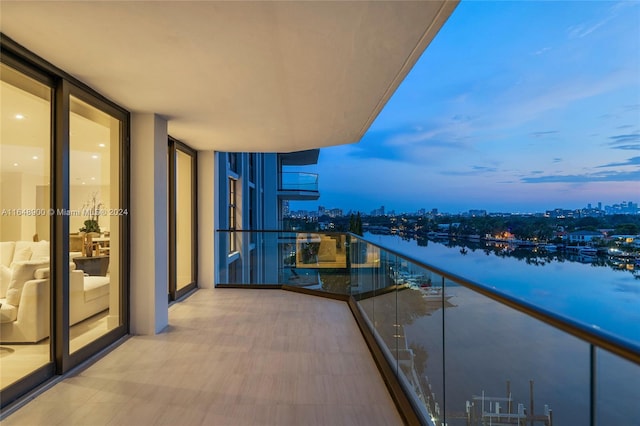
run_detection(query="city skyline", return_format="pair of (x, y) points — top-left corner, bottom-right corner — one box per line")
(286, 199), (639, 217)
(290, 1), (640, 214)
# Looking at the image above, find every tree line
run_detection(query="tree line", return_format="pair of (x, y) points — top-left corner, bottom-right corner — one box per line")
(287, 213), (640, 242)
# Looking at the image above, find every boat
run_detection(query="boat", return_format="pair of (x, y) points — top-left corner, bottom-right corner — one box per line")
(579, 247), (598, 256)
(543, 244), (557, 252)
(514, 240), (536, 249)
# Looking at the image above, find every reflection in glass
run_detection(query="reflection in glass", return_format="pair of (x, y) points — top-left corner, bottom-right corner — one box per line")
(442, 285), (589, 425)
(596, 349), (640, 424)
(0, 63), (52, 389)
(176, 149), (193, 291)
(68, 96), (121, 354)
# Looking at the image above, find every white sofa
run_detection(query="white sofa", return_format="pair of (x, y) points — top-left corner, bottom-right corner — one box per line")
(0, 241), (110, 343)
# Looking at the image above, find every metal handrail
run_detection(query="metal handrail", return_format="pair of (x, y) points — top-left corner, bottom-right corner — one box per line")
(215, 229), (640, 366)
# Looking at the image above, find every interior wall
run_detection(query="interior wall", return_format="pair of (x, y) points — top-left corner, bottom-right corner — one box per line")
(0, 172), (23, 241)
(0, 171), (46, 242)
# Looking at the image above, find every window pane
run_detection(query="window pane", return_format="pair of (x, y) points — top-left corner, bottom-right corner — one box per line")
(68, 96), (122, 354)
(176, 149), (193, 290)
(0, 63), (52, 388)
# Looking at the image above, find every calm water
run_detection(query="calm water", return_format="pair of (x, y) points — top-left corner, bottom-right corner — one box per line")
(364, 234), (640, 425)
(368, 234), (640, 344)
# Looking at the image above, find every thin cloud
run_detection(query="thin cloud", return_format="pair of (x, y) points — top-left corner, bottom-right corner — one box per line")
(349, 126), (470, 164)
(440, 165), (498, 176)
(531, 131), (559, 138)
(566, 1), (624, 39)
(623, 104), (640, 112)
(553, 158), (563, 163)
(533, 47), (552, 56)
(609, 132), (640, 145)
(611, 144), (640, 151)
(607, 132), (640, 151)
(597, 156), (640, 168)
(522, 169), (640, 183)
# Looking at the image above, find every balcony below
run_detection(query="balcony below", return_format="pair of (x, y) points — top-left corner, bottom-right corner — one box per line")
(278, 172), (320, 200)
(1, 288), (402, 425)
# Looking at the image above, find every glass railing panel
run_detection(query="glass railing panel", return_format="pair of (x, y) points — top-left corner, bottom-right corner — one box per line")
(442, 283), (590, 425)
(279, 172), (318, 191)
(395, 265), (447, 424)
(216, 231), (349, 290)
(350, 238), (447, 424)
(596, 348), (640, 424)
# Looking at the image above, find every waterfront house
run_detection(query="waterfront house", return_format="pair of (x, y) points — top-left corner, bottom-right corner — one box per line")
(568, 230), (604, 244)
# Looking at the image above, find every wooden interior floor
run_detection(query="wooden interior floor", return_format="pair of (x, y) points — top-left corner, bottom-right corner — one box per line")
(2, 288), (403, 425)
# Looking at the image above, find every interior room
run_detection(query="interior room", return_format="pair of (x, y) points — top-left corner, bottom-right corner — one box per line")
(0, 63), (122, 390)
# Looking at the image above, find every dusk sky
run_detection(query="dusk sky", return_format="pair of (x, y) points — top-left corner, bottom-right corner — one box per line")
(291, 0), (640, 215)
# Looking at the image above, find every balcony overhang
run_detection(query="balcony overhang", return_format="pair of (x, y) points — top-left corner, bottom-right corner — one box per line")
(278, 190), (321, 201)
(279, 149), (320, 166)
(0, 1), (459, 152)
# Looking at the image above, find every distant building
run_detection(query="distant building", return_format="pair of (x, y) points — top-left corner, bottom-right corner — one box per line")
(604, 201), (639, 215)
(370, 205), (386, 216)
(545, 208), (575, 219)
(469, 209), (487, 217)
(326, 208), (343, 218)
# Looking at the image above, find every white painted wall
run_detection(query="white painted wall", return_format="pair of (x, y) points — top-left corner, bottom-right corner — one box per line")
(130, 113), (169, 335)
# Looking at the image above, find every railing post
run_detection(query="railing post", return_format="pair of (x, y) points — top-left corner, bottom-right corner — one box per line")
(441, 274), (447, 425)
(590, 344), (597, 426)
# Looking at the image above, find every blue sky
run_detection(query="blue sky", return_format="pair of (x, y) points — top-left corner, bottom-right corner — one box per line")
(292, 0), (640, 214)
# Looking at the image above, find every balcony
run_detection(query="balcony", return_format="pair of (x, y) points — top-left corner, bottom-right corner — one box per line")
(218, 230), (640, 425)
(278, 172), (320, 201)
(1, 288), (402, 425)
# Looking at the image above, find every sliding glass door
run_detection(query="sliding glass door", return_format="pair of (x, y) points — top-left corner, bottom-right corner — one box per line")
(0, 43), (129, 408)
(68, 93), (125, 355)
(168, 138), (197, 300)
(0, 61), (54, 399)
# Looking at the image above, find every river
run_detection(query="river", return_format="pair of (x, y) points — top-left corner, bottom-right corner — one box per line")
(363, 233), (640, 425)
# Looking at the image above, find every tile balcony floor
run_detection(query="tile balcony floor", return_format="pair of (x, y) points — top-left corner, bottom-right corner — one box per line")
(2, 289), (402, 425)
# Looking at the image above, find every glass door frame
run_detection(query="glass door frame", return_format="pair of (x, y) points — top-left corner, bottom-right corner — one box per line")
(0, 35), (130, 408)
(168, 137), (197, 301)
(60, 81), (130, 372)
(0, 47), (56, 409)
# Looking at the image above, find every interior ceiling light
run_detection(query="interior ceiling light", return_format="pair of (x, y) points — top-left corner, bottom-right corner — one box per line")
(98, 143), (105, 148)
(91, 177), (96, 180)
(13, 163), (19, 167)
(91, 155), (98, 159)
(32, 156), (38, 160)
(15, 114), (25, 120)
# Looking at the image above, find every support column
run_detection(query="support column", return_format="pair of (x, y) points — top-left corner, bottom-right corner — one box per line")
(130, 113), (169, 334)
(197, 151), (215, 289)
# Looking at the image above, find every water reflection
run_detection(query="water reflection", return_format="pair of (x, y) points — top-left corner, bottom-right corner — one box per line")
(413, 235), (640, 278)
